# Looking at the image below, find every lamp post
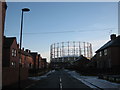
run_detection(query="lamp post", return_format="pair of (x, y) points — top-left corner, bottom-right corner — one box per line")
(19, 8), (30, 89)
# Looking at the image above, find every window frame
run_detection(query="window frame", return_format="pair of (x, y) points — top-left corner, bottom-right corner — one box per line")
(99, 51), (102, 57)
(14, 49), (17, 56)
(12, 49), (14, 57)
(104, 49), (107, 56)
(11, 61), (14, 66)
(11, 48), (17, 57)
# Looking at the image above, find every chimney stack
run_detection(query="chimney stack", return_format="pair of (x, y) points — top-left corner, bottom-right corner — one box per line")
(110, 34), (116, 40)
(22, 48), (24, 51)
(29, 50), (31, 53)
(25, 49), (29, 52)
(17, 44), (19, 49)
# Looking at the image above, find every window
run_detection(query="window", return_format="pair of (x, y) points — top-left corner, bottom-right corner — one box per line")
(12, 49), (14, 56)
(104, 49), (107, 56)
(12, 49), (17, 57)
(14, 50), (17, 56)
(11, 62), (14, 66)
(99, 51), (102, 57)
(11, 62), (16, 67)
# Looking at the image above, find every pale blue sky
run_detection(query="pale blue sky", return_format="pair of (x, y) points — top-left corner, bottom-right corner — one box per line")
(4, 2), (118, 62)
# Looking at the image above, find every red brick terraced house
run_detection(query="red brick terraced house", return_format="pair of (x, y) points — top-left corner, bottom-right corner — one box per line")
(73, 55), (90, 71)
(40, 58), (47, 69)
(19, 48), (34, 69)
(87, 54), (97, 68)
(3, 36), (19, 67)
(95, 34), (120, 73)
(30, 52), (41, 70)
(2, 39), (29, 86)
(38, 54), (42, 69)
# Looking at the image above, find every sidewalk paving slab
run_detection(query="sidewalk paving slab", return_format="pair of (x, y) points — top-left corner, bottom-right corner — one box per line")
(66, 70), (120, 90)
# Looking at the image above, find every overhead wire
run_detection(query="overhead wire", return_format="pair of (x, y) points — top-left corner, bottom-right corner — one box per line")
(6, 28), (118, 35)
(23, 28), (118, 35)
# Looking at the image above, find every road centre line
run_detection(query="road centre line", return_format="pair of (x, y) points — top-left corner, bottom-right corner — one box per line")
(60, 77), (62, 82)
(59, 77), (62, 90)
(24, 83), (35, 89)
(60, 83), (62, 89)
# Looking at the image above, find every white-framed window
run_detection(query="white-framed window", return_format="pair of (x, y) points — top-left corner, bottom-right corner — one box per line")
(12, 49), (14, 56)
(14, 49), (17, 56)
(12, 49), (17, 57)
(11, 62), (16, 67)
(104, 49), (107, 56)
(11, 62), (14, 66)
(99, 51), (102, 57)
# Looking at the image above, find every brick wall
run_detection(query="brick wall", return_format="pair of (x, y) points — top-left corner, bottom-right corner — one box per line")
(2, 67), (28, 86)
(26, 56), (34, 69)
(1, 1), (7, 89)
(0, 2), (3, 89)
(96, 46), (120, 70)
(111, 47), (120, 68)
(2, 48), (10, 67)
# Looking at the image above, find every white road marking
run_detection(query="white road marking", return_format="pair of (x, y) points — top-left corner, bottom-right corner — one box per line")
(60, 77), (62, 82)
(25, 83), (35, 89)
(59, 77), (62, 90)
(60, 83), (62, 89)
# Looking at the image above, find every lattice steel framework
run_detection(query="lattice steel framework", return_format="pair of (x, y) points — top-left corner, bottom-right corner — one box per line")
(50, 41), (92, 62)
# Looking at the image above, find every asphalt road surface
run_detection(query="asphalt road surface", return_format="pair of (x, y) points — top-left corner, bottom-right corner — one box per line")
(26, 69), (94, 90)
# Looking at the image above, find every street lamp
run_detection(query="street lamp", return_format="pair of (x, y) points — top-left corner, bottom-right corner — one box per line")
(19, 8), (30, 89)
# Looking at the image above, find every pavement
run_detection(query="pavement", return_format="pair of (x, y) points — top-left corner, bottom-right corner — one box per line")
(66, 69), (120, 90)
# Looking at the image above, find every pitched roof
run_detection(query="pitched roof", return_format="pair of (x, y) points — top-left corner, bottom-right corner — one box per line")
(96, 35), (120, 53)
(3, 37), (16, 48)
(20, 50), (32, 57)
(30, 52), (38, 59)
(30, 52), (38, 56)
(74, 55), (90, 62)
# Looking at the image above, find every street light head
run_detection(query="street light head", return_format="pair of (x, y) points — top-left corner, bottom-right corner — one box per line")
(22, 8), (30, 12)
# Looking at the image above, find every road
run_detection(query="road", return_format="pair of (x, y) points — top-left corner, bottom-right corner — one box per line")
(26, 69), (93, 89)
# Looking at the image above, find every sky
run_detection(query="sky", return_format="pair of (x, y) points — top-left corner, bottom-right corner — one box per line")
(4, 2), (118, 62)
